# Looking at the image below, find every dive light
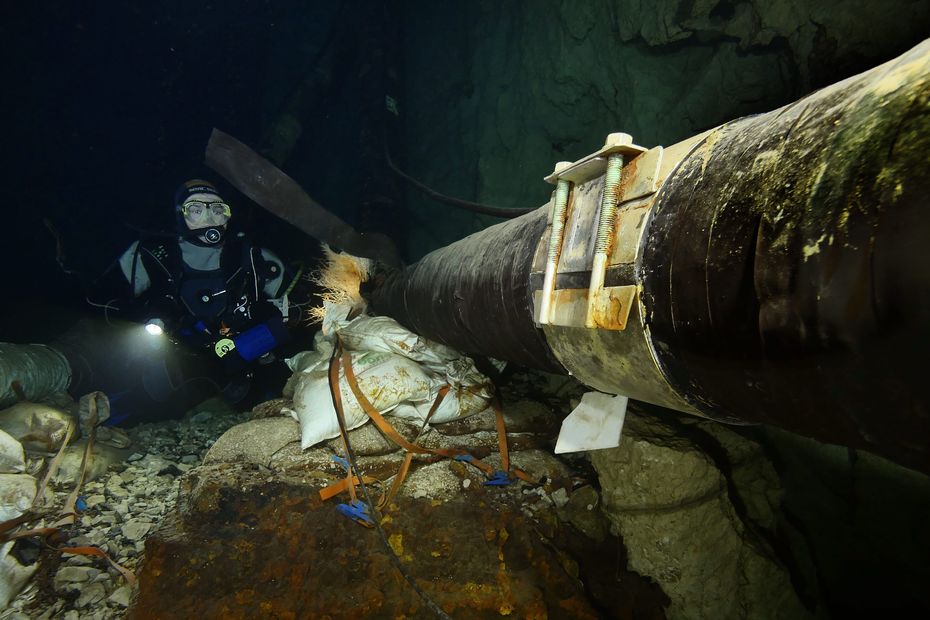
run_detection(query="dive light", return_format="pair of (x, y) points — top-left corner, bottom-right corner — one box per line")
(144, 318), (166, 336)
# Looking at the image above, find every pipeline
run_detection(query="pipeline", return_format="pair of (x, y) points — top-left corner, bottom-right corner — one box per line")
(1, 318), (225, 424)
(371, 38), (930, 474)
(0, 343), (71, 408)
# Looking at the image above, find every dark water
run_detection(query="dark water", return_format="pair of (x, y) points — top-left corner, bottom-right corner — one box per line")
(0, 1), (400, 336)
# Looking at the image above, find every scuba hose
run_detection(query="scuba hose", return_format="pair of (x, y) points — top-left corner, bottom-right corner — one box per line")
(383, 142), (536, 219)
(282, 261), (305, 297)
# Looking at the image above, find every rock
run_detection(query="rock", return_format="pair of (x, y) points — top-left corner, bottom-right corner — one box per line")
(54, 566), (101, 590)
(323, 420), (407, 456)
(189, 411), (213, 424)
(157, 464), (184, 477)
(75, 581), (107, 608)
(508, 449), (573, 482)
(121, 520), (152, 542)
(762, 425), (930, 612)
(108, 584), (132, 607)
(203, 418), (300, 466)
(590, 412), (811, 620)
(84, 493), (106, 508)
(550, 487), (569, 508)
(107, 486), (129, 500)
(267, 443), (341, 476)
(187, 397), (237, 422)
(435, 399), (558, 436)
(555, 485), (611, 542)
(400, 461), (462, 500)
(250, 398), (290, 420)
(136, 454), (175, 473)
(91, 514), (118, 527)
(699, 421), (783, 531)
(130, 467), (628, 618)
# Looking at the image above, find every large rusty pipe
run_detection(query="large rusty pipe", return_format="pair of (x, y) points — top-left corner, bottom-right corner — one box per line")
(371, 38), (930, 473)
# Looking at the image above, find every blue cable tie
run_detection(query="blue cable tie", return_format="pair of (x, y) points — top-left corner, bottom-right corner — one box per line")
(484, 471), (513, 487)
(336, 500), (374, 526)
(454, 454), (474, 463)
(332, 455), (350, 471)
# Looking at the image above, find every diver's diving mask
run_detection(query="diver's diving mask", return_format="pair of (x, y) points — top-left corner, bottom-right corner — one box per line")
(179, 199), (231, 245)
(179, 200), (231, 221)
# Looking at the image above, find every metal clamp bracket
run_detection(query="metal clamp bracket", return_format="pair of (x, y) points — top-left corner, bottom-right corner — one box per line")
(543, 132), (647, 185)
(537, 133), (654, 331)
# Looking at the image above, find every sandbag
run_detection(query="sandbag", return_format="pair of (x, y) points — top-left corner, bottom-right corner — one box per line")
(291, 350), (431, 449)
(0, 401), (75, 454)
(0, 473), (36, 522)
(287, 310), (494, 449)
(336, 315), (460, 372)
(0, 429), (25, 474)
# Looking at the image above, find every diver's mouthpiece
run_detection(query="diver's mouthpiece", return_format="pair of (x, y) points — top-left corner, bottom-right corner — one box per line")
(202, 227), (223, 244)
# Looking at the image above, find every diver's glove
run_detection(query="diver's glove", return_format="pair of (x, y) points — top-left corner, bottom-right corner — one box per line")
(213, 315), (290, 372)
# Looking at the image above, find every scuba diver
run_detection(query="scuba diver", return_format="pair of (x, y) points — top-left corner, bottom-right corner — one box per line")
(85, 178), (298, 424)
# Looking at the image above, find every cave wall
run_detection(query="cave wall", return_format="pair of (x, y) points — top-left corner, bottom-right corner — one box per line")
(399, 0), (930, 258)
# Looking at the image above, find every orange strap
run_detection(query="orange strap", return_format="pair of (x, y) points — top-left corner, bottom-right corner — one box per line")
(492, 396), (510, 473)
(33, 422), (76, 509)
(319, 475), (380, 501)
(0, 513), (36, 537)
(416, 385), (451, 440)
(0, 526), (136, 586)
(0, 527), (59, 543)
(328, 346), (358, 503)
(323, 337), (541, 505)
(340, 349), (497, 475)
(489, 400), (536, 483)
(377, 386), (452, 509)
(378, 452), (415, 510)
(340, 348), (434, 456)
